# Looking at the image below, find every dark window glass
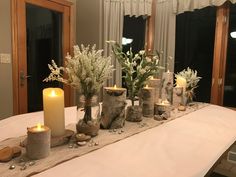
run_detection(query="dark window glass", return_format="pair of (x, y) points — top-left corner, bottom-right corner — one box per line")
(175, 7), (216, 102)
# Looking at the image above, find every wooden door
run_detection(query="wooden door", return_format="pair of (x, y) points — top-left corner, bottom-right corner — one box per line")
(12, 0), (73, 114)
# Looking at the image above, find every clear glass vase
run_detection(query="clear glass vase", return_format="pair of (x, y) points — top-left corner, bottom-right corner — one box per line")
(76, 95), (100, 136)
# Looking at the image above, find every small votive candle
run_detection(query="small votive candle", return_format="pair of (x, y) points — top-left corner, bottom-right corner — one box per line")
(26, 124), (51, 160)
(176, 76), (187, 91)
(154, 100), (171, 115)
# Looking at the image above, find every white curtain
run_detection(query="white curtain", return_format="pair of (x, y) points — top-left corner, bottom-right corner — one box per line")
(100, 0), (153, 87)
(100, 0), (124, 87)
(153, 0), (176, 72)
(173, 0), (236, 14)
(124, 0), (152, 16)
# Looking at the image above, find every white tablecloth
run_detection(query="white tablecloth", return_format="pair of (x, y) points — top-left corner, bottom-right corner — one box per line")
(1, 105), (236, 177)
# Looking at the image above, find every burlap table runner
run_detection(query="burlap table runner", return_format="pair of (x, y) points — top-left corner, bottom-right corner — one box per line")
(0, 103), (208, 177)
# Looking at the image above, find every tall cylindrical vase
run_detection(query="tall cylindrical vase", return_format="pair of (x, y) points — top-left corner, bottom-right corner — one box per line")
(161, 71), (173, 104)
(76, 95), (100, 137)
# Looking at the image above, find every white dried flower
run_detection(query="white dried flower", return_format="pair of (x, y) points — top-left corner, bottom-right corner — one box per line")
(145, 57), (152, 62)
(139, 50), (145, 55)
(140, 69), (146, 74)
(44, 44), (113, 98)
(107, 41), (162, 106)
(175, 67), (201, 101)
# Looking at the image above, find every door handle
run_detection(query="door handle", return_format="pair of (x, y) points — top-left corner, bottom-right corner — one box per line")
(20, 70), (31, 86)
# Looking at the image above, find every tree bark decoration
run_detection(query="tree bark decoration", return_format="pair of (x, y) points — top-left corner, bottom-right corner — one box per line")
(101, 87), (127, 129)
(140, 86), (155, 117)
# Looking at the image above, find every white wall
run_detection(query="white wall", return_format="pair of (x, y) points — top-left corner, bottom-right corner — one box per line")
(0, 0), (13, 119)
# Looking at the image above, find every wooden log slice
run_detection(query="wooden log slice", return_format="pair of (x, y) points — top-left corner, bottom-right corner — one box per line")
(0, 146), (13, 162)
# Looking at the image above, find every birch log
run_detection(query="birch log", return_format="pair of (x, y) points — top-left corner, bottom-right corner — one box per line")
(101, 87), (127, 129)
(147, 77), (161, 103)
(140, 86), (155, 117)
(26, 125), (51, 160)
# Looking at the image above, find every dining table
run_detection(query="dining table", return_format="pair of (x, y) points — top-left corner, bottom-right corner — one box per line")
(1, 103), (236, 177)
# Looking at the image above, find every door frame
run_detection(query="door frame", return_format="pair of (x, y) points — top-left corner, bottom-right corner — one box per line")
(11, 0), (74, 115)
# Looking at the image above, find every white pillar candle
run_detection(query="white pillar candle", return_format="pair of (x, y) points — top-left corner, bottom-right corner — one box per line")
(43, 88), (65, 137)
(26, 124), (51, 159)
(176, 76), (187, 90)
(175, 76), (187, 105)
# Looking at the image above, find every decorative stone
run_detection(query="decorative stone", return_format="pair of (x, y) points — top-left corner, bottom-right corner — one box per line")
(154, 115), (163, 121)
(68, 144), (73, 148)
(75, 133), (91, 142)
(161, 112), (171, 120)
(51, 129), (74, 147)
(101, 86), (127, 129)
(0, 147), (13, 162)
(77, 141), (87, 146)
(140, 86), (155, 117)
(20, 165), (27, 171)
(178, 105), (186, 111)
(126, 105), (142, 122)
(9, 165), (15, 170)
(29, 161), (36, 166)
(94, 142), (99, 146)
(19, 158), (25, 163)
(76, 120), (100, 137)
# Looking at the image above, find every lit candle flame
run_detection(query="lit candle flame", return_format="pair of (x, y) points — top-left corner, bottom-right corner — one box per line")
(161, 99), (170, 105)
(167, 70), (170, 73)
(114, 85), (117, 89)
(145, 85), (149, 88)
(150, 76), (154, 79)
(36, 123), (42, 131)
(50, 90), (56, 97)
